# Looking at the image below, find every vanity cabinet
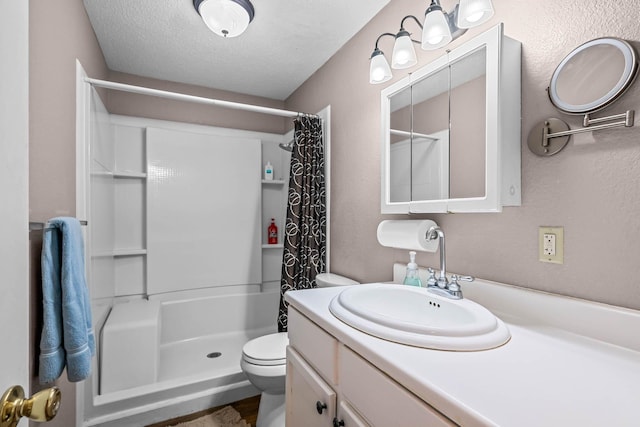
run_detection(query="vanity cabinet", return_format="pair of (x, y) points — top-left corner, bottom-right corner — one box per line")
(286, 279), (640, 426)
(381, 23), (521, 213)
(287, 307), (454, 427)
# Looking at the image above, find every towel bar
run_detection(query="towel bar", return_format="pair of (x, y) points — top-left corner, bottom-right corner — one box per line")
(29, 220), (88, 231)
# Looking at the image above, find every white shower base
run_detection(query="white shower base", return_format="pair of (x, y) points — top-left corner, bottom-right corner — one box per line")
(84, 286), (279, 427)
(159, 331), (258, 382)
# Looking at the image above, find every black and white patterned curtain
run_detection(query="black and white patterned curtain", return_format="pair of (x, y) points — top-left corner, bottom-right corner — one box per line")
(278, 115), (326, 332)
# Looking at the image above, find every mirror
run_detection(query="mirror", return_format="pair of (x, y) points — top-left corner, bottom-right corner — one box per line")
(381, 24), (522, 213)
(548, 38), (638, 114)
(527, 37), (637, 157)
(447, 47), (486, 199)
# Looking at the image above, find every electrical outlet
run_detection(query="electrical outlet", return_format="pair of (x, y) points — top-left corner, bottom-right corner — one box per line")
(539, 227), (563, 264)
(543, 233), (556, 256)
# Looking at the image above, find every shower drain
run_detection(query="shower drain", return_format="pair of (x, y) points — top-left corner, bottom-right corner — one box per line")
(206, 352), (222, 359)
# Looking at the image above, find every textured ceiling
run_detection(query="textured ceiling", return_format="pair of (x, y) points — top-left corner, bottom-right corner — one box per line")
(83, 0), (390, 100)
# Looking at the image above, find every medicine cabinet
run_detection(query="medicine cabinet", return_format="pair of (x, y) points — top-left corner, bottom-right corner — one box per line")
(380, 23), (522, 213)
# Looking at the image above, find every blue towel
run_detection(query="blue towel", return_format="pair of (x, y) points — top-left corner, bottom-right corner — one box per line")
(39, 217), (95, 383)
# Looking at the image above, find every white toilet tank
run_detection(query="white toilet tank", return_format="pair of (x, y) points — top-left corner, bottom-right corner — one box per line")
(315, 272), (359, 287)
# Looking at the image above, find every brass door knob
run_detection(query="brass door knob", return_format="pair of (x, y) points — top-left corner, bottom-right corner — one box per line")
(1, 385), (61, 427)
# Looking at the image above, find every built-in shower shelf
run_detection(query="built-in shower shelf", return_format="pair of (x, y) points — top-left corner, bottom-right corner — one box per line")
(114, 171), (147, 178)
(262, 244), (284, 249)
(262, 180), (285, 185)
(113, 249), (147, 257)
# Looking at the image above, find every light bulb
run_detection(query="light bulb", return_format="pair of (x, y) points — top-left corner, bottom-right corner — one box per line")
(421, 7), (452, 50)
(457, 0), (494, 28)
(392, 32), (418, 69)
(370, 50), (392, 84)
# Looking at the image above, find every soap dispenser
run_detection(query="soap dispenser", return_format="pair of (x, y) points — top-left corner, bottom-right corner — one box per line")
(264, 162), (274, 180)
(403, 251), (422, 287)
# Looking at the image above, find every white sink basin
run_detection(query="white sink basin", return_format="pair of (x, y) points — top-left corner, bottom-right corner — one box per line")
(329, 283), (510, 351)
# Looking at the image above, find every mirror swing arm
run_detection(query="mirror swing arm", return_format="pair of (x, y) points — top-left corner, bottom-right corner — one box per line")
(529, 110), (635, 157)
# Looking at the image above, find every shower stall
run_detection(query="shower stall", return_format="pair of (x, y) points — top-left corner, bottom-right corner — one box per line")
(75, 64), (329, 426)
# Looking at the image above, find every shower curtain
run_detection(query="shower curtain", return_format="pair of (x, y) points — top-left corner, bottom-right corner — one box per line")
(278, 115), (326, 332)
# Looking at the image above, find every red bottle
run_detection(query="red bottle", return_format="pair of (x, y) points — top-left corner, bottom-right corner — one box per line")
(268, 218), (278, 244)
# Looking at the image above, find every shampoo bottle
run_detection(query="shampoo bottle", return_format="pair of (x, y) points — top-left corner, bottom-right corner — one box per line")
(264, 162), (274, 180)
(268, 218), (278, 244)
(403, 251), (422, 287)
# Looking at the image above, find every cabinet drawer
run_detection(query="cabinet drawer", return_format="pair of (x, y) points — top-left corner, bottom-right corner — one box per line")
(340, 346), (456, 427)
(288, 307), (338, 385)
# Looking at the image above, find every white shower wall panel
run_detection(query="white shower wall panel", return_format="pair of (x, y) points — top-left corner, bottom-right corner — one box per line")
(89, 92), (114, 173)
(114, 255), (145, 296)
(88, 87), (115, 302)
(114, 178), (145, 250)
(146, 127), (262, 295)
(114, 125), (145, 173)
(151, 286), (279, 344)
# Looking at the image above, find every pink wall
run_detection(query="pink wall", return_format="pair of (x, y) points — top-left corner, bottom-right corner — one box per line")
(29, 1), (109, 425)
(106, 71), (285, 134)
(285, 0), (640, 310)
(29, 0), (109, 221)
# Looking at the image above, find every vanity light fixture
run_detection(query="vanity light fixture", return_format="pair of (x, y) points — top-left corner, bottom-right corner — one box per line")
(369, 0), (494, 84)
(193, 0), (255, 38)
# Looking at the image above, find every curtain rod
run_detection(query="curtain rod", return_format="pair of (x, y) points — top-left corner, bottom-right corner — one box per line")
(85, 77), (318, 119)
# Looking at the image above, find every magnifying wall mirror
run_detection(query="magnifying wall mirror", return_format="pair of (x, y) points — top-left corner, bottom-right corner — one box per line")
(549, 37), (637, 114)
(528, 37), (638, 156)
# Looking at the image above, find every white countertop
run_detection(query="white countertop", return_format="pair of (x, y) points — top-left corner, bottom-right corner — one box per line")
(285, 280), (640, 426)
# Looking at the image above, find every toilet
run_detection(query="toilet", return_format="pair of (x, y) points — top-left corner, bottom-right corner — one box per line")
(314, 272), (360, 288)
(240, 273), (359, 427)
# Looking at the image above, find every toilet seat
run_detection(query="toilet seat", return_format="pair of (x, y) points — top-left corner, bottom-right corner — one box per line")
(242, 332), (288, 366)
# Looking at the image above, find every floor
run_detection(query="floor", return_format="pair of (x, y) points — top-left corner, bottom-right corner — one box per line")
(146, 394), (260, 427)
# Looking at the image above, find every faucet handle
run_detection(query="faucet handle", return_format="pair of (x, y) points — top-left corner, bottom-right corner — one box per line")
(447, 275), (469, 299)
(449, 275), (474, 286)
(426, 268), (437, 287)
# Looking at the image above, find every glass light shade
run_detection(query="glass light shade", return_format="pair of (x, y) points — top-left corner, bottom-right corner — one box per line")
(198, 0), (251, 38)
(421, 8), (452, 50)
(370, 51), (393, 84)
(392, 34), (418, 69)
(457, 0), (494, 28)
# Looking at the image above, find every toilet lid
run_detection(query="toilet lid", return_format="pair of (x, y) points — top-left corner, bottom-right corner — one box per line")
(242, 332), (289, 366)
(315, 272), (360, 287)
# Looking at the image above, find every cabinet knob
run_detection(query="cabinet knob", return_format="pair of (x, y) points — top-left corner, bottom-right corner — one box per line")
(333, 417), (345, 427)
(315, 401), (327, 414)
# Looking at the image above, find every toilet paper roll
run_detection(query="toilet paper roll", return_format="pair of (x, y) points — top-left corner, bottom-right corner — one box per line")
(376, 220), (439, 252)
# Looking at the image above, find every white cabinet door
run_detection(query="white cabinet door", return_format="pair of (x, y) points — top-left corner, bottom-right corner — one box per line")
(286, 347), (336, 427)
(336, 400), (371, 427)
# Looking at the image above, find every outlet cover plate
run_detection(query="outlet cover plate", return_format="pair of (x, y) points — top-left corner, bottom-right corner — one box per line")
(539, 226), (564, 264)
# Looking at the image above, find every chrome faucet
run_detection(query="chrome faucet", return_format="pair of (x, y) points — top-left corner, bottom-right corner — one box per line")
(425, 226), (474, 299)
